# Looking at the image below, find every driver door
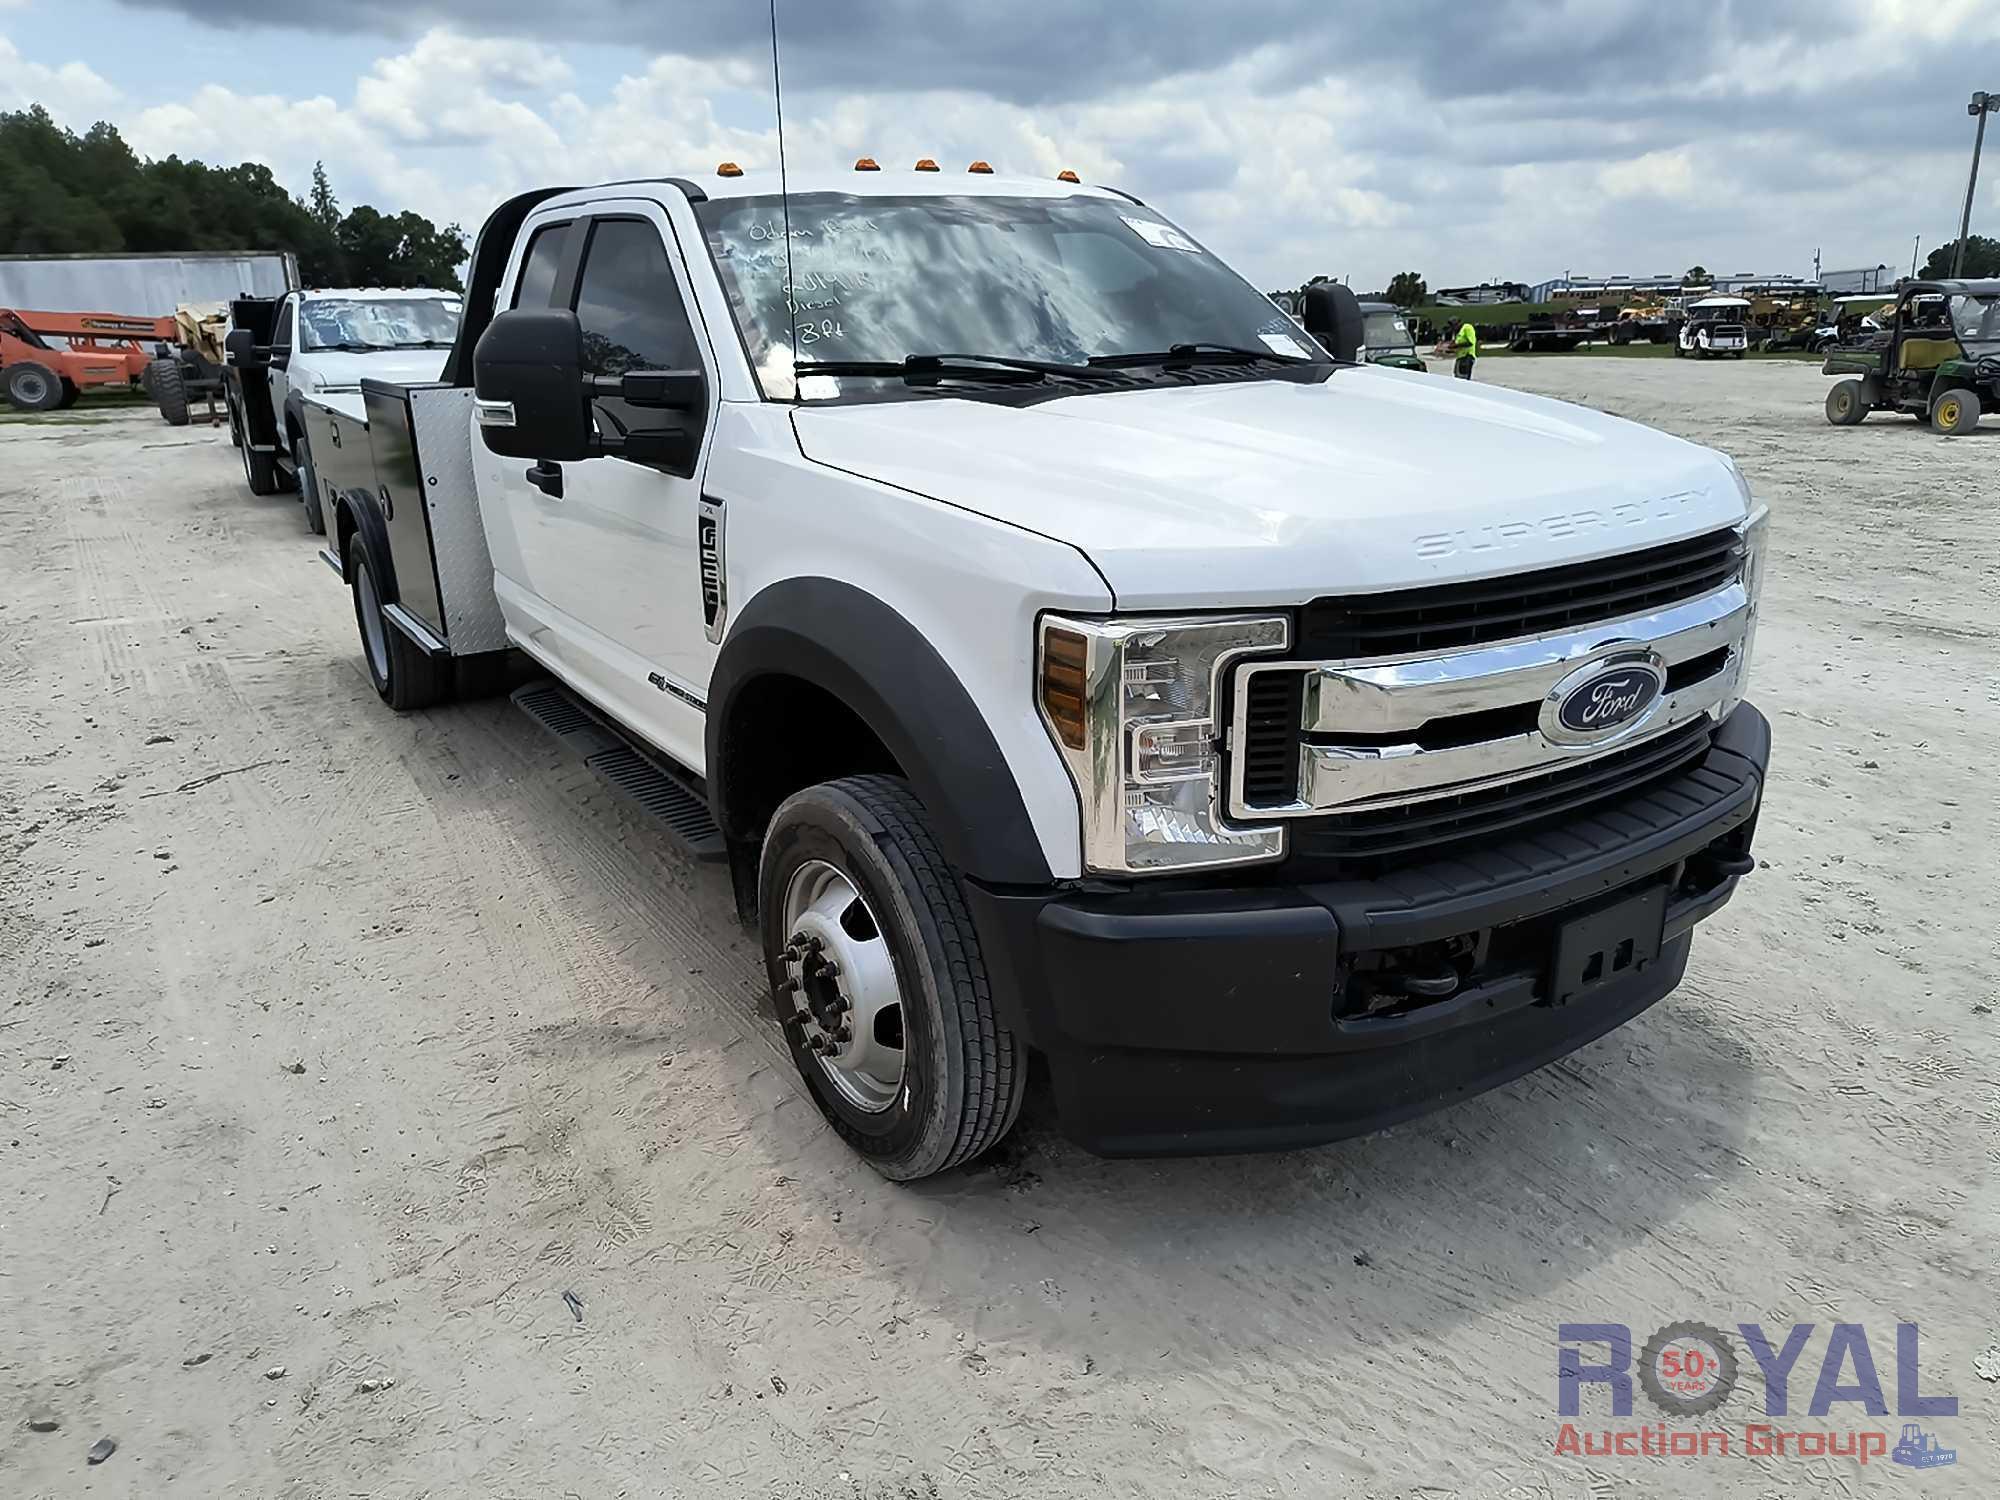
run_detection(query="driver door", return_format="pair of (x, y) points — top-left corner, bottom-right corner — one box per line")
(497, 203), (719, 772)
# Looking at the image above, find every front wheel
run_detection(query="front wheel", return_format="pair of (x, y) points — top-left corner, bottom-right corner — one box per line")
(151, 358), (190, 425)
(760, 776), (1026, 1180)
(1929, 387), (1981, 436)
(1825, 379), (1869, 426)
(295, 431), (325, 534)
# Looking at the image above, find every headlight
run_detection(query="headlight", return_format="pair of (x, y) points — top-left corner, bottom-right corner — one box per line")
(1037, 613), (1288, 873)
(1724, 494), (1769, 717)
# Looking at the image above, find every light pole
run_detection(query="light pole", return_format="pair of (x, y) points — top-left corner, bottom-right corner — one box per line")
(1952, 90), (1997, 278)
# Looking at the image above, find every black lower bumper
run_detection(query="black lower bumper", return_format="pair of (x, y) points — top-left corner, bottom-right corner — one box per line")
(967, 703), (1770, 1157)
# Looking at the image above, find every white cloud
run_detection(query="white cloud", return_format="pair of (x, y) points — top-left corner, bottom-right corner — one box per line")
(0, 34), (121, 122)
(8, 13), (1992, 292)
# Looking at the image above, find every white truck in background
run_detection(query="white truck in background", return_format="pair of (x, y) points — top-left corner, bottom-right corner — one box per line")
(222, 287), (462, 531)
(295, 165), (1771, 1180)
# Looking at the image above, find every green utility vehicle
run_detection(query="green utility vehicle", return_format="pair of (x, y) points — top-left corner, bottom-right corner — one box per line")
(1357, 301), (1427, 370)
(1822, 279), (2000, 435)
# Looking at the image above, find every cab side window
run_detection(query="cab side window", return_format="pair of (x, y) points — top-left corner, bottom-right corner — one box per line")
(572, 218), (700, 376)
(273, 298), (295, 350)
(570, 217), (704, 475)
(511, 223), (568, 310)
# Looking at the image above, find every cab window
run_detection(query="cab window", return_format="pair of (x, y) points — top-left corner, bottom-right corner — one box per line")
(273, 297), (295, 349)
(570, 216), (705, 475)
(572, 218), (700, 375)
(512, 223), (569, 310)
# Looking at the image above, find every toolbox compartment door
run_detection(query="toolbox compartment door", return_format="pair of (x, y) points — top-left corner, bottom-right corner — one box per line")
(361, 379), (449, 642)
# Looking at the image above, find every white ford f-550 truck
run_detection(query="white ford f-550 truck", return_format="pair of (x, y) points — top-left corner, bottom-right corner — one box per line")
(294, 166), (1770, 1180)
(223, 286), (462, 531)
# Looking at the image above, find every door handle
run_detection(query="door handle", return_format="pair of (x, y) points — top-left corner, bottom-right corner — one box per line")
(525, 460), (563, 499)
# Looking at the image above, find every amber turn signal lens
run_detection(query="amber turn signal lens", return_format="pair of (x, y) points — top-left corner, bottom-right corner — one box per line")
(854, 157), (881, 171)
(716, 161), (743, 177)
(967, 160), (994, 173)
(1056, 168), (1081, 183)
(1041, 628), (1089, 750)
(914, 157), (939, 171)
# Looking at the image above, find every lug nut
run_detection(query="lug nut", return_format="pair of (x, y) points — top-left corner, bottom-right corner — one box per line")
(817, 960), (840, 979)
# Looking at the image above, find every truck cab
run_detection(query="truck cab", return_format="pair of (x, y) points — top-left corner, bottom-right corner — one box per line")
(302, 166), (1771, 1179)
(224, 287), (462, 530)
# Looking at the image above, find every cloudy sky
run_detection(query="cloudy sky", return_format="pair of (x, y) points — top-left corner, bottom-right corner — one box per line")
(5, 0), (1998, 291)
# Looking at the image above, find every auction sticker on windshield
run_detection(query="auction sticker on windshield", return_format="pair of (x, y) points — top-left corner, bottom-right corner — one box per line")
(1121, 215), (1201, 253)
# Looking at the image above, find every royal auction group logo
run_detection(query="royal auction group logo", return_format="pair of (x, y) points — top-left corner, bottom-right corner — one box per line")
(1556, 1321), (1959, 1470)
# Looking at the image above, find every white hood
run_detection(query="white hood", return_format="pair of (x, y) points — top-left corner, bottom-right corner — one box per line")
(791, 367), (1748, 609)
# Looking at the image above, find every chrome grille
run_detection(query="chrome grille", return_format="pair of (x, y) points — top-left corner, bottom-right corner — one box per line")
(1291, 717), (1713, 868)
(1227, 548), (1756, 867)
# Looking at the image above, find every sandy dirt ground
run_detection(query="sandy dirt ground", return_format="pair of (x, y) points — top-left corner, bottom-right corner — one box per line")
(1, 360), (1994, 1499)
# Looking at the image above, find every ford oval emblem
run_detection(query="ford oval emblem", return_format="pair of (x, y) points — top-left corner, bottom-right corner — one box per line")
(1543, 654), (1667, 744)
(1559, 666), (1659, 732)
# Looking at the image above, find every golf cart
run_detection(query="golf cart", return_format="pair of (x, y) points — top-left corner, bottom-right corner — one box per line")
(1675, 296), (1750, 358)
(1356, 301), (1427, 370)
(1822, 279), (2000, 434)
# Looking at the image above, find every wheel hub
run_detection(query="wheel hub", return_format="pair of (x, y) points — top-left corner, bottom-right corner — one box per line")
(779, 860), (903, 1113)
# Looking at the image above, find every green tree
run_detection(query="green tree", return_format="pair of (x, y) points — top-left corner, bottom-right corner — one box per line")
(1385, 270), (1428, 307)
(336, 204), (468, 291)
(307, 161), (340, 234)
(1682, 264), (1711, 285)
(1918, 236), (2000, 279)
(0, 108), (462, 291)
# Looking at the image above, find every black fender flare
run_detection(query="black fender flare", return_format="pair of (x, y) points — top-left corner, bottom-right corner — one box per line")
(706, 577), (1053, 887)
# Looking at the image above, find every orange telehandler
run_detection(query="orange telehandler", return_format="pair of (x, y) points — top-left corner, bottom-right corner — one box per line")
(0, 308), (173, 411)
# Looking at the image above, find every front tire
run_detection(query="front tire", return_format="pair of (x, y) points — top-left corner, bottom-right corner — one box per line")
(241, 434), (284, 495)
(759, 776), (1026, 1180)
(346, 533), (450, 711)
(1929, 387), (1981, 436)
(151, 358), (190, 425)
(1825, 379), (1868, 426)
(295, 431), (326, 534)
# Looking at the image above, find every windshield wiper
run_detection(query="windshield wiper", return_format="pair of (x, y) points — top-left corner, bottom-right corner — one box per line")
(1088, 342), (1320, 369)
(795, 352), (1094, 385)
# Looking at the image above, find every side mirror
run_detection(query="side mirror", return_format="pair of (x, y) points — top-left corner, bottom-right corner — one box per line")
(1301, 283), (1365, 363)
(224, 328), (257, 367)
(474, 309), (594, 461)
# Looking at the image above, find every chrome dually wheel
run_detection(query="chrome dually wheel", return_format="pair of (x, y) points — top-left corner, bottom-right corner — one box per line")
(781, 859), (904, 1113)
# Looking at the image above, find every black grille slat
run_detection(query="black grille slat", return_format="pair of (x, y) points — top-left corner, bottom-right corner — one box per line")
(1300, 529), (1742, 660)
(1294, 719), (1712, 866)
(1239, 671), (1304, 805)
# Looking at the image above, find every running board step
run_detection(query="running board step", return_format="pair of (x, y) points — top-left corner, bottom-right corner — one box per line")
(511, 680), (726, 861)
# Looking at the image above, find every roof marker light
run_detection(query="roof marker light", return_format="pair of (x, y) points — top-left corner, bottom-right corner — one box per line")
(914, 158), (940, 171)
(967, 160), (994, 173)
(716, 161), (743, 177)
(1056, 169), (1081, 183)
(854, 157), (880, 171)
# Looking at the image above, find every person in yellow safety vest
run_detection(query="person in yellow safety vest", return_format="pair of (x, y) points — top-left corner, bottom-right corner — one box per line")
(1453, 321), (1478, 380)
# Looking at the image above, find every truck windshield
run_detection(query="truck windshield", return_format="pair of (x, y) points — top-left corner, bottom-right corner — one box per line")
(299, 297), (463, 351)
(1362, 310), (1412, 351)
(695, 192), (1320, 399)
(1951, 293), (2000, 355)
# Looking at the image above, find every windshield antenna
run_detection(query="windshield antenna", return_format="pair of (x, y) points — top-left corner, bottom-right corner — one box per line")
(769, 0), (799, 394)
